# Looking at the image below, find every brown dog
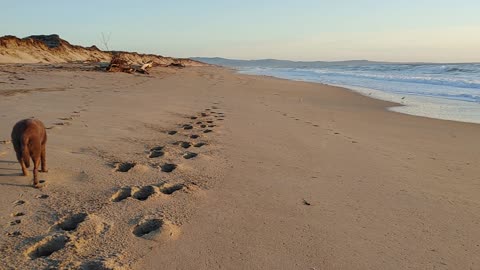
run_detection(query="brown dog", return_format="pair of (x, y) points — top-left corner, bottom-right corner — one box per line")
(11, 118), (48, 188)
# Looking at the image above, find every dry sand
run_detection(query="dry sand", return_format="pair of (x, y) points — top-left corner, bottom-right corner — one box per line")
(0, 64), (479, 269)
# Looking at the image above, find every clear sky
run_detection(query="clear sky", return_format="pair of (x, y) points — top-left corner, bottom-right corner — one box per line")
(1, 0), (479, 62)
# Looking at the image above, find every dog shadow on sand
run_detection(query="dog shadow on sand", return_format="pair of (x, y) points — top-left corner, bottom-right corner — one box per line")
(0, 160), (32, 186)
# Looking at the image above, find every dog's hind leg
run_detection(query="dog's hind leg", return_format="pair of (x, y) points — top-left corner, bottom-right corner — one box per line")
(32, 153), (41, 188)
(13, 142), (28, 176)
(20, 158), (29, 177)
(30, 140), (42, 188)
(40, 143), (48, 173)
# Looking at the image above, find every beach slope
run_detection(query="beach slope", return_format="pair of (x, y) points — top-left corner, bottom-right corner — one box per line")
(0, 65), (479, 269)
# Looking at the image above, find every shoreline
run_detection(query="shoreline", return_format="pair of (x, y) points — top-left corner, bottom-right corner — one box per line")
(237, 71), (480, 128)
(237, 68), (480, 125)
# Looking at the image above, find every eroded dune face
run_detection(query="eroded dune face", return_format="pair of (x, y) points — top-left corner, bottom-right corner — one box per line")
(0, 34), (111, 63)
(0, 34), (206, 67)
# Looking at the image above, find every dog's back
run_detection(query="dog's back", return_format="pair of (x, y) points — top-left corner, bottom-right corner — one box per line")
(11, 118), (47, 187)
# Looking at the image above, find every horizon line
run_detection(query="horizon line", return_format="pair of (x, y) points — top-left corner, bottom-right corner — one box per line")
(192, 57), (480, 65)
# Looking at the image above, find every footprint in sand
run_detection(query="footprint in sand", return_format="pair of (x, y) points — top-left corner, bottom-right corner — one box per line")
(161, 163), (177, 173)
(111, 187), (132, 202)
(194, 142), (206, 148)
(182, 124), (193, 130)
(173, 141), (192, 149)
(115, 162), (136, 172)
(54, 213), (88, 231)
(13, 200), (25, 206)
(58, 117), (73, 121)
(149, 146), (165, 158)
(181, 142), (192, 148)
(78, 260), (114, 270)
(132, 186), (157, 201)
(6, 231), (21, 237)
(25, 234), (69, 259)
(54, 122), (72, 126)
(132, 218), (180, 239)
(159, 183), (185, 195)
(10, 220), (21, 226)
(183, 152), (198, 160)
(149, 151), (164, 158)
(132, 219), (163, 237)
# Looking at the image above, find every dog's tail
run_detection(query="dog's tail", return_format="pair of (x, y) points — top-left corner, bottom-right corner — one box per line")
(21, 138), (30, 168)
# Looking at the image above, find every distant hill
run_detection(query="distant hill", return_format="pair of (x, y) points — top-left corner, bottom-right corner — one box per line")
(0, 34), (206, 67)
(191, 57), (386, 68)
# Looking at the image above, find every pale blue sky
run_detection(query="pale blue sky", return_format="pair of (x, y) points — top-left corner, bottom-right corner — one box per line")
(1, 0), (479, 62)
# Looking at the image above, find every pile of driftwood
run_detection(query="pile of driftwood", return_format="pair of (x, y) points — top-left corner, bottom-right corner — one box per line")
(105, 53), (189, 74)
(106, 54), (153, 74)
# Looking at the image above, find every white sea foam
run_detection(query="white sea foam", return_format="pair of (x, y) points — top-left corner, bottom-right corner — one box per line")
(238, 64), (480, 124)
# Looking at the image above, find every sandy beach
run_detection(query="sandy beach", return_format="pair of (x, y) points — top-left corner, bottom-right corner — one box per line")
(1, 64), (479, 269)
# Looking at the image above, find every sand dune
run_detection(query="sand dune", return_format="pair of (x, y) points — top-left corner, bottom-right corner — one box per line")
(0, 35), (206, 67)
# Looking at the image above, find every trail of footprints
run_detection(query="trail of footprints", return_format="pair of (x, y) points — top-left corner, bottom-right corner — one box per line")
(46, 102), (89, 130)
(111, 183), (185, 202)
(7, 196), (85, 259)
(269, 106), (359, 144)
(116, 107), (223, 175)
(18, 105), (226, 262)
(110, 106), (224, 241)
(6, 195), (50, 238)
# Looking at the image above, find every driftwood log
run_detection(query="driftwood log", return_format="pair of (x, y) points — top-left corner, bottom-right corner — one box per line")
(139, 61), (153, 74)
(106, 55), (153, 74)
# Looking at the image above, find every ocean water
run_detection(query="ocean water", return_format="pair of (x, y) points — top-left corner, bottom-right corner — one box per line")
(238, 63), (480, 124)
